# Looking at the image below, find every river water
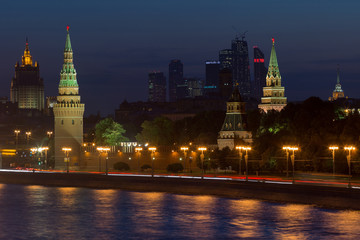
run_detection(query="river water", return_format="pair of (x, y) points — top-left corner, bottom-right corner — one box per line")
(0, 184), (359, 239)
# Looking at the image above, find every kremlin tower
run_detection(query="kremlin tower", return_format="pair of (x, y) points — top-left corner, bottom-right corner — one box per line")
(53, 27), (85, 170)
(217, 86), (252, 150)
(329, 66), (345, 101)
(258, 38), (287, 112)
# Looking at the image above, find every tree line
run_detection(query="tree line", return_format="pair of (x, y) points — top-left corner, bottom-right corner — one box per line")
(91, 97), (360, 174)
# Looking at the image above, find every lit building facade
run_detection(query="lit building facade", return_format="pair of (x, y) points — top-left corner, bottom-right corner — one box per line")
(148, 71), (166, 102)
(217, 86), (252, 150)
(258, 39), (287, 112)
(10, 40), (44, 111)
(53, 27), (85, 170)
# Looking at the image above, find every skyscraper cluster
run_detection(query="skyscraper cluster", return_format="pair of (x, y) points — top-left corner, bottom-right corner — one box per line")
(205, 35), (268, 101)
(148, 59), (204, 103)
(148, 35), (269, 104)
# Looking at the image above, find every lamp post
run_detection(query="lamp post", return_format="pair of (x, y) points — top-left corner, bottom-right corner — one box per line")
(41, 147), (49, 169)
(62, 147), (72, 173)
(96, 147), (104, 172)
(14, 130), (20, 153)
(135, 147), (143, 173)
(344, 146), (355, 188)
(242, 147), (252, 181)
(329, 146), (339, 176)
(149, 147), (157, 177)
(282, 146), (290, 178)
(25, 131), (31, 145)
(289, 147), (298, 184)
(47, 131), (53, 139)
(235, 146), (243, 176)
(198, 147), (207, 179)
(180, 147), (189, 173)
(30, 148), (38, 169)
(103, 147), (110, 175)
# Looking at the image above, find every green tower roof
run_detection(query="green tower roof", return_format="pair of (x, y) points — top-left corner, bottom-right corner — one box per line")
(65, 26), (72, 52)
(58, 26), (78, 89)
(267, 38), (281, 78)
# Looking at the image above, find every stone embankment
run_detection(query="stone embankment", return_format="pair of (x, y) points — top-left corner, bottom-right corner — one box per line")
(0, 172), (359, 210)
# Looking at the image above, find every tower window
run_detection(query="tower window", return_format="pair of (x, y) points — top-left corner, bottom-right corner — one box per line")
(72, 120), (74, 125)
(61, 120), (64, 125)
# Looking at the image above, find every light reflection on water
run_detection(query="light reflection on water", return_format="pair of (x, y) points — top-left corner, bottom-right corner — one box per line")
(0, 184), (358, 239)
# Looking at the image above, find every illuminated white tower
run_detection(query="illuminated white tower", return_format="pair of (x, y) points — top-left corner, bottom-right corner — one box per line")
(53, 26), (85, 170)
(258, 38), (287, 112)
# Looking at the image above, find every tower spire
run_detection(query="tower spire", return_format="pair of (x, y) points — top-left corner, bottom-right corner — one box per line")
(337, 64), (340, 84)
(267, 38), (280, 81)
(59, 26), (78, 89)
(65, 25), (72, 52)
(22, 37), (33, 66)
(53, 27), (85, 171)
(258, 38), (287, 112)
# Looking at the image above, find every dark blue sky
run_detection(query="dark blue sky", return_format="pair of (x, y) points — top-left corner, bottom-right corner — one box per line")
(1, 0), (360, 115)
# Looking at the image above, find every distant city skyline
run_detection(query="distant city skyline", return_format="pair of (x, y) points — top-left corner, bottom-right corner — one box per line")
(0, 0), (359, 115)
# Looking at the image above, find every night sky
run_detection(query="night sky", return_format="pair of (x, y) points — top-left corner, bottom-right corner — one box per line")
(0, 0), (360, 115)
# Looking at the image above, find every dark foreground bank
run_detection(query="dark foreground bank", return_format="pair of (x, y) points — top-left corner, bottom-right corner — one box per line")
(0, 172), (359, 210)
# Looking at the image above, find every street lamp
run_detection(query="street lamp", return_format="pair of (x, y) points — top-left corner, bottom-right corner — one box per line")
(235, 146), (243, 176)
(289, 147), (298, 184)
(242, 147), (251, 181)
(180, 147), (189, 173)
(25, 131), (31, 145)
(282, 146), (290, 178)
(344, 146), (355, 188)
(47, 131), (53, 139)
(96, 147), (104, 172)
(14, 130), (20, 153)
(198, 147), (207, 179)
(149, 147), (157, 177)
(103, 147), (110, 175)
(329, 146), (339, 176)
(135, 147), (143, 173)
(30, 148), (38, 169)
(62, 147), (72, 173)
(40, 147), (49, 169)
(283, 146), (298, 183)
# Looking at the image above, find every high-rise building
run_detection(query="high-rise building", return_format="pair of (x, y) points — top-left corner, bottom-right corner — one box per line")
(219, 49), (233, 70)
(184, 78), (204, 98)
(168, 59), (183, 102)
(219, 68), (233, 99)
(217, 86), (252, 150)
(253, 46), (267, 101)
(53, 27), (85, 170)
(204, 61), (220, 96)
(258, 39), (287, 112)
(10, 39), (44, 111)
(148, 71), (166, 102)
(231, 37), (251, 97)
(329, 66), (345, 101)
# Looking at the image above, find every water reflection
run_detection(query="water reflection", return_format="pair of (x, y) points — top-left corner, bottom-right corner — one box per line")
(0, 184), (358, 239)
(93, 189), (117, 234)
(130, 192), (166, 237)
(274, 204), (313, 239)
(325, 210), (360, 238)
(229, 199), (262, 238)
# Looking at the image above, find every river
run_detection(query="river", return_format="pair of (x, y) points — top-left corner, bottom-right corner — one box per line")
(0, 184), (358, 239)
